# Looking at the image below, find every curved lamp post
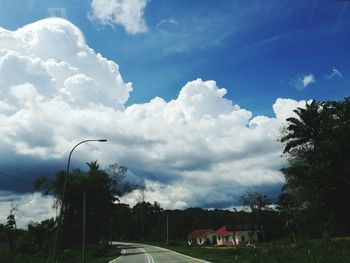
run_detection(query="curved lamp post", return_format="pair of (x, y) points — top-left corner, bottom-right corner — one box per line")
(52, 139), (107, 263)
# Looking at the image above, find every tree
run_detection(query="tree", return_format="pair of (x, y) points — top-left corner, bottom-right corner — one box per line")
(240, 192), (270, 242)
(6, 214), (16, 230)
(35, 161), (131, 246)
(16, 219), (55, 254)
(276, 190), (305, 242)
(280, 97), (350, 237)
(281, 100), (323, 153)
(5, 214), (16, 251)
(2, 204), (19, 252)
(131, 201), (163, 240)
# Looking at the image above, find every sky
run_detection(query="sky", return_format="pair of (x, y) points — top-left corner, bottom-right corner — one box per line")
(0, 0), (349, 227)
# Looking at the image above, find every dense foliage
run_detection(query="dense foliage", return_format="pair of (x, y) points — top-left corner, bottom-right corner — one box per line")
(240, 192), (271, 241)
(279, 97), (350, 238)
(109, 205), (284, 242)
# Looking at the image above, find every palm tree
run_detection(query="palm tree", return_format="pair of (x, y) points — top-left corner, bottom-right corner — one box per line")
(280, 98), (350, 236)
(281, 100), (323, 153)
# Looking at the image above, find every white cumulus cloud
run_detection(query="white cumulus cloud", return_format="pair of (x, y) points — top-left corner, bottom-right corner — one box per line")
(0, 19), (309, 224)
(89, 0), (148, 34)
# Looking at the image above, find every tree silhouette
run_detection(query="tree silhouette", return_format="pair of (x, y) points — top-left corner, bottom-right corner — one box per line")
(35, 161), (130, 246)
(281, 100), (323, 153)
(280, 97), (350, 237)
(240, 192), (270, 242)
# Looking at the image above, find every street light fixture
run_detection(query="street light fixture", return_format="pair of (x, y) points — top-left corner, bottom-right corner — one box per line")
(52, 139), (107, 263)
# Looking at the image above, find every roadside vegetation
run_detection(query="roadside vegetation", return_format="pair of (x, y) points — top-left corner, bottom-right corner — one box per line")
(0, 162), (128, 263)
(154, 238), (350, 263)
(0, 240), (121, 263)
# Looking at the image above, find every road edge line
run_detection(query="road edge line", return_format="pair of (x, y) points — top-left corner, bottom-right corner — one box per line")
(146, 244), (211, 263)
(108, 249), (125, 263)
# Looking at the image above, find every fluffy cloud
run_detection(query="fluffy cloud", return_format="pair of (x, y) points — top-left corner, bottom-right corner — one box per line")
(89, 0), (148, 34)
(290, 73), (316, 90)
(0, 17), (132, 159)
(0, 19), (307, 224)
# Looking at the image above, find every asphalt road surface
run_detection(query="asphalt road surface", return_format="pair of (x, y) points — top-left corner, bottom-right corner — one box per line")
(108, 242), (210, 263)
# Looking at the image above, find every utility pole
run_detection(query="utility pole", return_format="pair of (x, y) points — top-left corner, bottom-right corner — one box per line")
(166, 213), (169, 245)
(109, 217), (112, 246)
(82, 191), (86, 263)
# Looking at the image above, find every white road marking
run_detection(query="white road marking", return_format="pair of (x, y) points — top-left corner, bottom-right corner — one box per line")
(140, 247), (155, 263)
(146, 244), (211, 263)
(156, 260), (194, 263)
(109, 242), (211, 263)
(108, 249), (125, 263)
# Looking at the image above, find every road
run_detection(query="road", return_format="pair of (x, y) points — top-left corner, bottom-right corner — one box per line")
(108, 242), (210, 263)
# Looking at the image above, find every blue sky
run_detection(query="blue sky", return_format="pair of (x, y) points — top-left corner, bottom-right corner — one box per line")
(0, 0), (349, 226)
(1, 0), (348, 115)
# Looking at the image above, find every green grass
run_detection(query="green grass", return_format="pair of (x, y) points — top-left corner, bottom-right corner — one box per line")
(149, 238), (350, 263)
(0, 243), (121, 263)
(0, 241), (9, 255)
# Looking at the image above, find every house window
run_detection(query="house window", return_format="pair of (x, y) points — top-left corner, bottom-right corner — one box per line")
(241, 235), (245, 242)
(226, 236), (229, 242)
(218, 236), (221, 241)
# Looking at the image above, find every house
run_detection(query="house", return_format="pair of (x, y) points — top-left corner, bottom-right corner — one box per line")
(215, 225), (237, 246)
(216, 225), (259, 246)
(187, 229), (215, 245)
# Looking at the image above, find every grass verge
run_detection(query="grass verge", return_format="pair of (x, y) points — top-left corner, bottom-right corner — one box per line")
(148, 238), (350, 263)
(0, 243), (121, 263)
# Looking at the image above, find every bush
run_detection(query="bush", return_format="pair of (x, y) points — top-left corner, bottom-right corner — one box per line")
(92, 243), (109, 256)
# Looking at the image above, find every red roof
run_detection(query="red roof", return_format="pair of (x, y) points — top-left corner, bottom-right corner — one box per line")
(215, 226), (238, 236)
(187, 229), (214, 238)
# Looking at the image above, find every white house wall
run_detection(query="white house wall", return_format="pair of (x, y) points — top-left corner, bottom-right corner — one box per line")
(216, 231), (259, 246)
(188, 233), (215, 245)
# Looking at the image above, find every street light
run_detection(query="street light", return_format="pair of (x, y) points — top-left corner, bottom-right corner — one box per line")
(52, 139), (107, 263)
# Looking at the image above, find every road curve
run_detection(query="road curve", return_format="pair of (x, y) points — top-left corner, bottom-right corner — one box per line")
(108, 242), (210, 263)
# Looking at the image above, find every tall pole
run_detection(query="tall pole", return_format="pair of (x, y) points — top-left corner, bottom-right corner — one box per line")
(166, 213), (169, 245)
(82, 191), (86, 263)
(52, 139), (107, 263)
(109, 217), (112, 246)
